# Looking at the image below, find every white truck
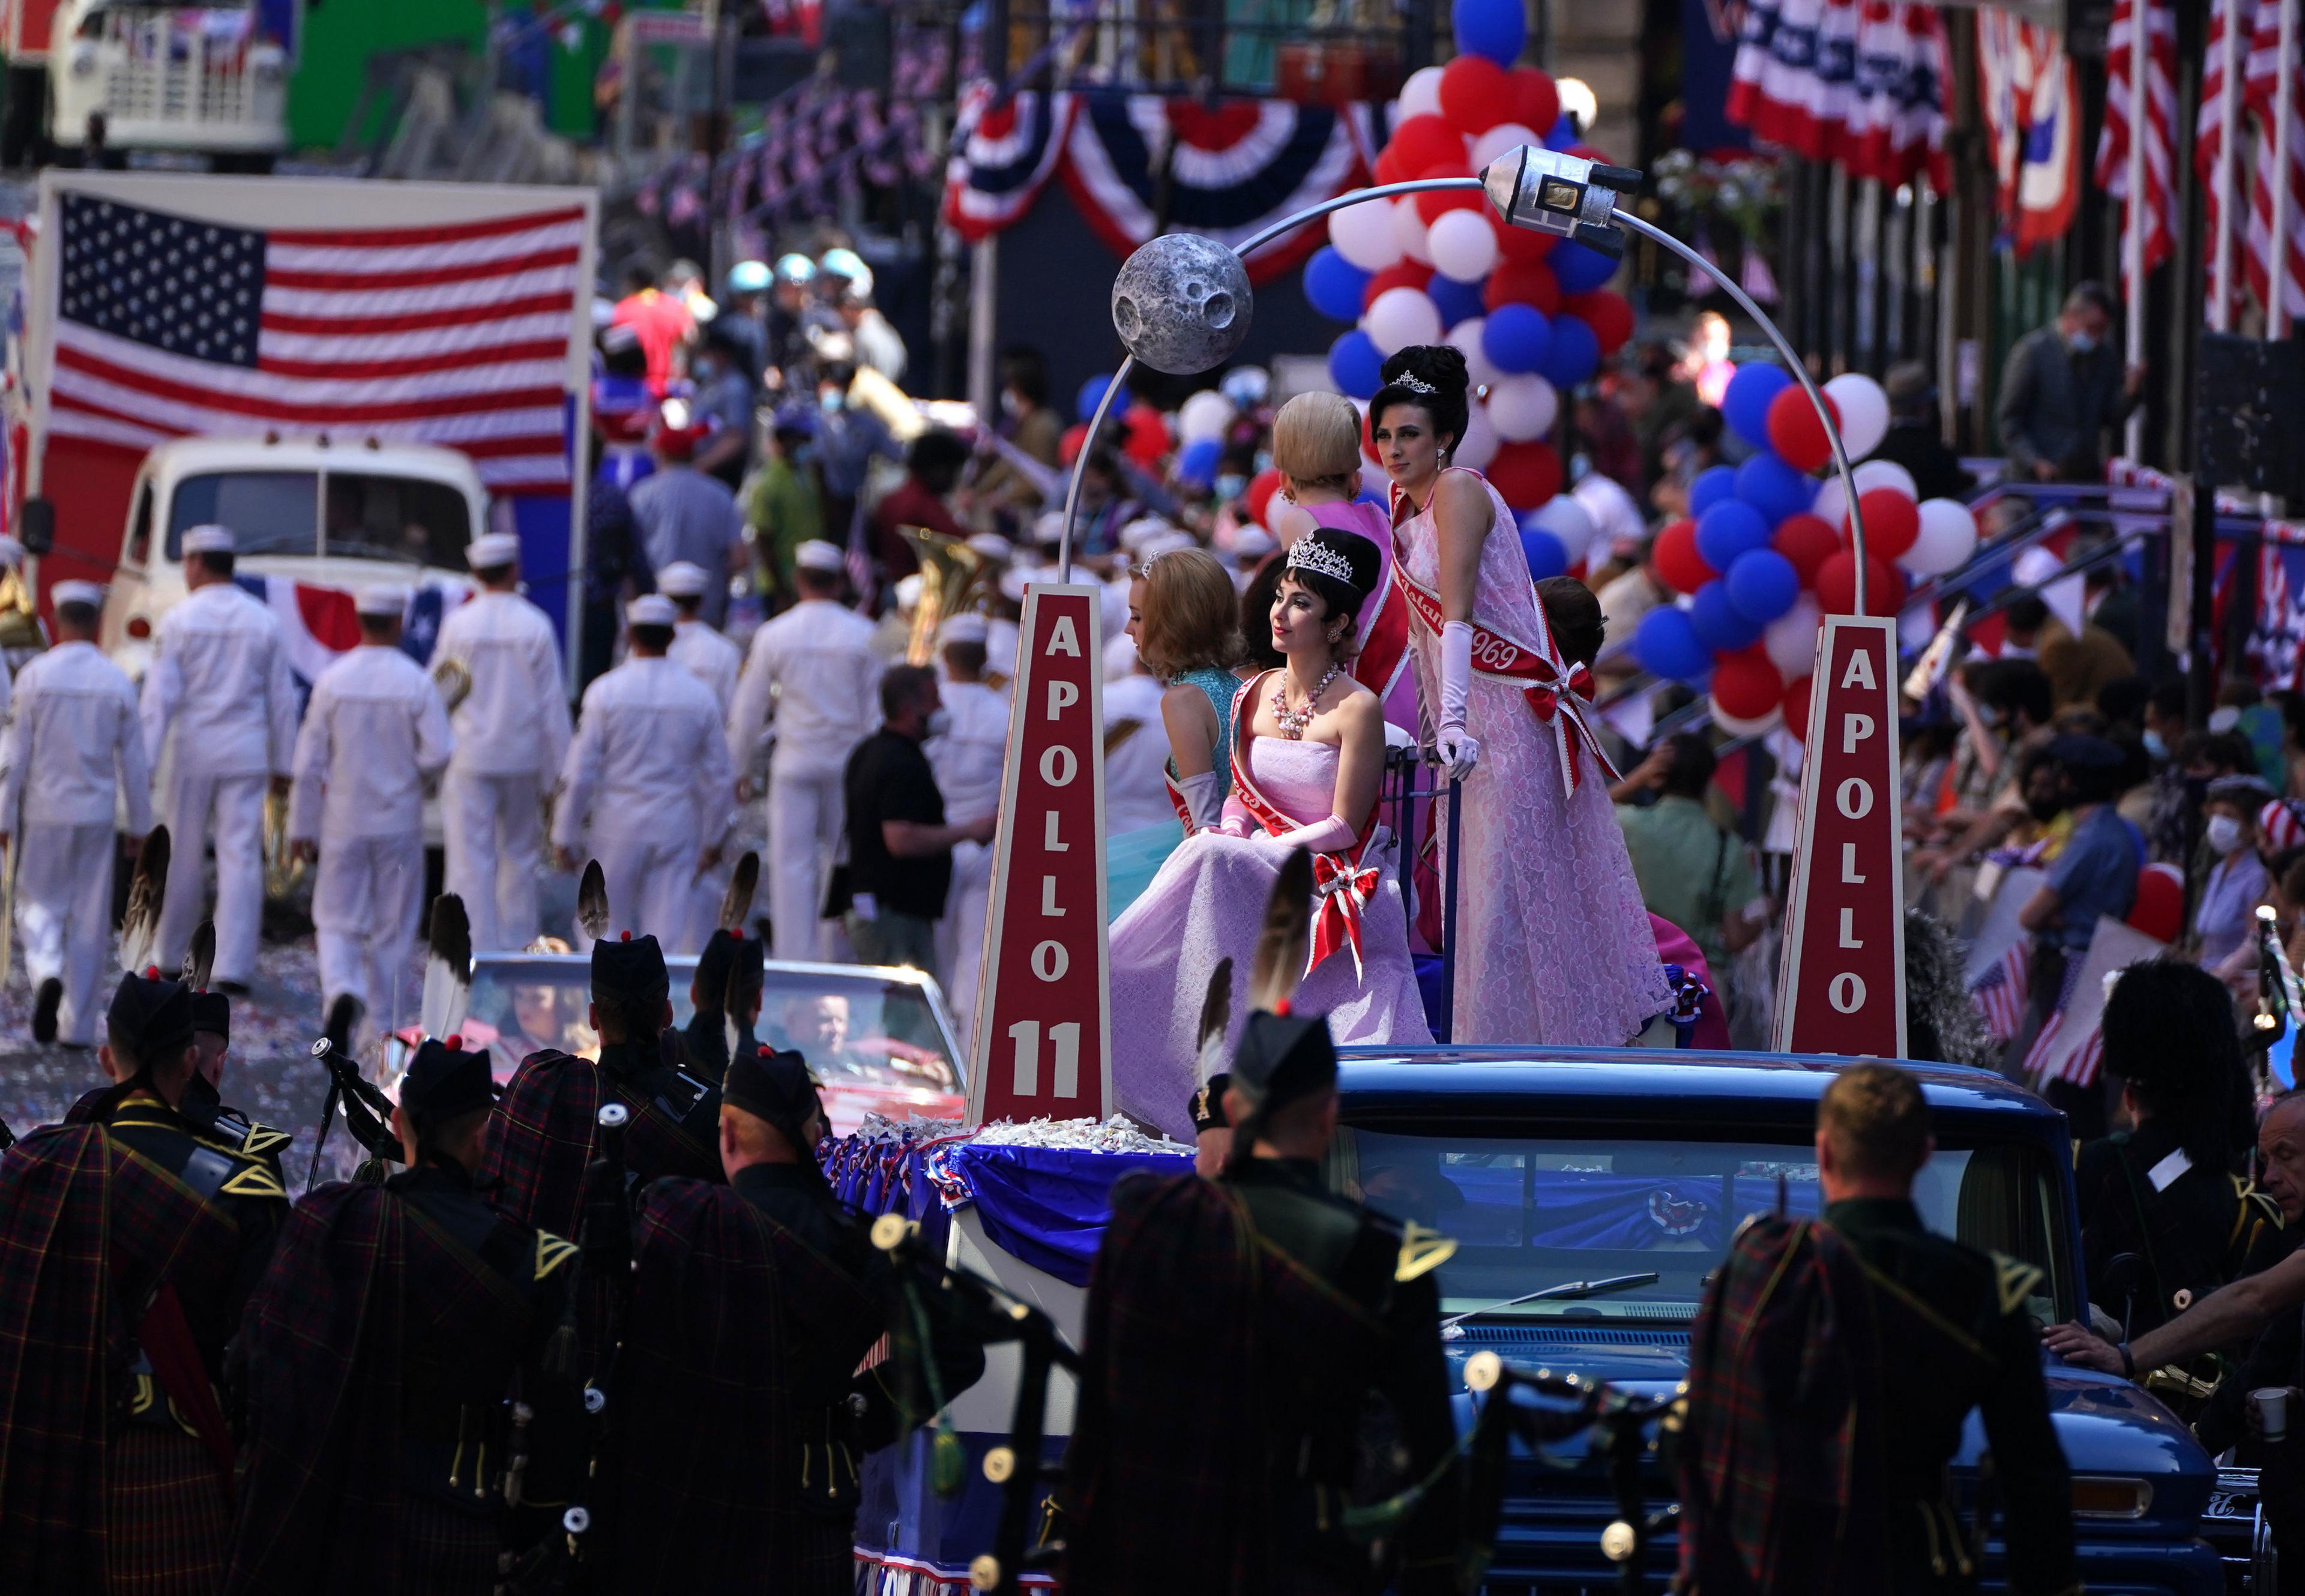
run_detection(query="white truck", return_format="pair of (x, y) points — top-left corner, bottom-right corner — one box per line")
(4, 0), (292, 169)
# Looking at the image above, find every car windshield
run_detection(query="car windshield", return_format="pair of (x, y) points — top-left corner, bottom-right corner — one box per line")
(453, 957), (968, 1130)
(166, 471), (317, 558)
(323, 472), (474, 568)
(1331, 1126), (2072, 1326)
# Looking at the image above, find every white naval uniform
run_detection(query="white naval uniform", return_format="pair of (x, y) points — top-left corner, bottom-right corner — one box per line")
(726, 598), (881, 960)
(138, 581), (300, 986)
(288, 645), (452, 1037)
(0, 642), (151, 1043)
(432, 589), (572, 953)
(556, 656), (734, 954)
(1100, 673), (1176, 835)
(667, 616), (744, 944)
(926, 677), (1008, 1050)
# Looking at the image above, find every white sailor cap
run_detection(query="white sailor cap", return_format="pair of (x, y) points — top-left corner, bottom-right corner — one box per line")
(894, 573), (924, 611)
(939, 612), (989, 645)
(1139, 530), (1198, 559)
(1229, 524), (1277, 559)
(655, 560), (710, 598)
(50, 579), (103, 607)
(356, 584), (410, 618)
(999, 565), (1032, 604)
(181, 525), (236, 556)
(966, 532), (1014, 564)
(465, 532), (521, 570)
(627, 594), (678, 627)
(1118, 516), (1172, 553)
(0, 535), (22, 567)
(794, 540), (846, 573)
(1032, 511), (1067, 548)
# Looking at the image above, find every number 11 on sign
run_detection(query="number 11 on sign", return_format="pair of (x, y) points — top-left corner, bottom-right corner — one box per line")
(1005, 1020), (1082, 1098)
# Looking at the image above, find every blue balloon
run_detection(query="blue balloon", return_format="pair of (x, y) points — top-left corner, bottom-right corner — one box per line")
(1426, 272), (1486, 331)
(1175, 436), (1223, 489)
(1534, 313), (1600, 388)
(1635, 604), (1712, 684)
(1547, 241), (1617, 296)
(1725, 548), (1800, 624)
(1547, 113), (1577, 147)
(1688, 465), (1740, 519)
(1452, 0), (1526, 65)
(1695, 499), (1772, 571)
(1077, 373), (1115, 425)
(1303, 247), (1372, 323)
(1519, 526), (1569, 581)
(1734, 450), (1815, 526)
(1689, 580), (1763, 652)
(1722, 362), (1792, 450)
(1482, 304), (1553, 375)
(1328, 330), (1385, 400)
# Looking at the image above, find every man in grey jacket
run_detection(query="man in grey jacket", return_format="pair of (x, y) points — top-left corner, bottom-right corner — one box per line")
(1995, 282), (2144, 483)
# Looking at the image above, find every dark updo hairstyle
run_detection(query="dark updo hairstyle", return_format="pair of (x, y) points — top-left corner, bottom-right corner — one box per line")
(1278, 530), (1384, 657)
(1372, 345), (1471, 458)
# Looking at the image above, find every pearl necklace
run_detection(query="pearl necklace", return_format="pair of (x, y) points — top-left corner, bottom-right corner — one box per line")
(1270, 665), (1340, 739)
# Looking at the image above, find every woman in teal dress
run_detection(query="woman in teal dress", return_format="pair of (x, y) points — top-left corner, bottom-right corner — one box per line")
(1107, 547), (1244, 918)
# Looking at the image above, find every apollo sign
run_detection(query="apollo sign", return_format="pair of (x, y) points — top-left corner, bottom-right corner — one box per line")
(1773, 615), (1907, 1058)
(968, 583), (1113, 1124)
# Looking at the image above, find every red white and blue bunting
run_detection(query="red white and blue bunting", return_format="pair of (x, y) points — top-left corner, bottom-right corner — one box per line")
(942, 85), (1077, 242)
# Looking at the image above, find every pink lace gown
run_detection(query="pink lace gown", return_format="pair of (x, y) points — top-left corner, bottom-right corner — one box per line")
(1106, 737), (1431, 1141)
(1394, 468), (1671, 1045)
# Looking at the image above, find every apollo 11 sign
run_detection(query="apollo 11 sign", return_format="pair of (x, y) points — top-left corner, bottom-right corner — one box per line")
(1773, 615), (1908, 1058)
(968, 583), (1113, 1125)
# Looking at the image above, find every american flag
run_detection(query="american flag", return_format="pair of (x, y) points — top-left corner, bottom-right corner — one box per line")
(2246, 542), (2305, 691)
(2019, 957), (2102, 1085)
(47, 193), (582, 490)
(2243, 0), (2305, 330)
(1968, 939), (2029, 1043)
(2094, 0), (2178, 303)
(2199, 0), (2257, 325)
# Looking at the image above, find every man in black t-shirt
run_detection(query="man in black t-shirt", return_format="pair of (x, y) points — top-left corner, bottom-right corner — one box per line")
(840, 664), (997, 978)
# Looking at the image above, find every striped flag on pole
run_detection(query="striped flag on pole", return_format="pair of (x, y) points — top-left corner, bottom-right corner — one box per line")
(2199, 0), (2257, 327)
(1968, 939), (2030, 1043)
(2243, 0), (2305, 331)
(2095, 0), (2178, 301)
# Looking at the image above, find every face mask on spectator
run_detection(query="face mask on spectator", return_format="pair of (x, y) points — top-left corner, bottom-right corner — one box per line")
(2025, 789), (2064, 824)
(2142, 728), (2168, 760)
(1214, 474), (1246, 502)
(819, 388), (845, 414)
(2066, 330), (2097, 354)
(2206, 814), (2246, 855)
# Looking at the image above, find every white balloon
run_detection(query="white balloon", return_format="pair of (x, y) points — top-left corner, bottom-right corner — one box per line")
(1469, 122), (1541, 175)
(1366, 286), (1442, 356)
(1454, 404), (1500, 471)
(1763, 595), (1822, 679)
(1398, 65), (1446, 121)
(1328, 199), (1402, 272)
(1526, 492), (1595, 558)
(1902, 498), (1980, 577)
(1809, 475), (1847, 532)
(1393, 198), (1434, 263)
(1177, 389), (1235, 445)
(1447, 318), (1504, 391)
(1852, 458), (1918, 501)
(1427, 209), (1499, 283)
(1822, 372), (1890, 460)
(1486, 373), (1559, 441)
(1711, 702), (1784, 738)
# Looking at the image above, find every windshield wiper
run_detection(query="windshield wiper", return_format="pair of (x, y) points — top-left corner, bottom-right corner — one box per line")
(1441, 1272), (1662, 1328)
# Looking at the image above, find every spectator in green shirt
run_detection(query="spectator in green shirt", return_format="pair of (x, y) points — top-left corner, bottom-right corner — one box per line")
(1613, 733), (1763, 981)
(747, 405), (825, 608)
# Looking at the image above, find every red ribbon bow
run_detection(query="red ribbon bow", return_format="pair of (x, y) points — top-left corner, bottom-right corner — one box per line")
(1522, 662), (1611, 793)
(1310, 853), (1382, 980)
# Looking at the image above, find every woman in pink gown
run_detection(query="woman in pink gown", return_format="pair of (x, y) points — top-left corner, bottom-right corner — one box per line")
(1106, 523), (1430, 1141)
(1370, 343), (1669, 1046)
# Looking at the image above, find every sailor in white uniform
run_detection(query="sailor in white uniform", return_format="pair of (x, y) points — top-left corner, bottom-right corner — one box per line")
(657, 560), (743, 718)
(924, 612), (1010, 1049)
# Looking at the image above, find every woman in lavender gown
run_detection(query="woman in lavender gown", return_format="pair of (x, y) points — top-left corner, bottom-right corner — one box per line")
(1108, 522), (1430, 1142)
(1372, 343), (1668, 1046)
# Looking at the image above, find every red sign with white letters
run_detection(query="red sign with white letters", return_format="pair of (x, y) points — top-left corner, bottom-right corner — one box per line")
(968, 583), (1112, 1125)
(1773, 615), (1907, 1058)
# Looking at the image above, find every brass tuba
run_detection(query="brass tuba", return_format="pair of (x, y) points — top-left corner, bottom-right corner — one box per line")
(896, 526), (988, 666)
(431, 655), (473, 713)
(0, 563), (43, 652)
(263, 784), (307, 901)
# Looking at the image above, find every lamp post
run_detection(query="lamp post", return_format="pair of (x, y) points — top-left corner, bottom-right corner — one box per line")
(1057, 149), (1872, 612)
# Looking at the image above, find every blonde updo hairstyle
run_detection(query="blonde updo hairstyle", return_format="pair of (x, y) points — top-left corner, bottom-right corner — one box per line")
(1271, 391), (1365, 498)
(1130, 546), (1241, 681)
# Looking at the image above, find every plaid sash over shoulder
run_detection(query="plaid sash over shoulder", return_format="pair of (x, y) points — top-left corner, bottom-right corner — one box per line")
(1678, 1216), (1890, 1596)
(480, 1051), (606, 1239)
(0, 1125), (240, 1593)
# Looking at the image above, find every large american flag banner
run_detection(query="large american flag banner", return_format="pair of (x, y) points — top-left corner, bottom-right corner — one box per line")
(46, 192), (582, 490)
(2094, 0), (2178, 303)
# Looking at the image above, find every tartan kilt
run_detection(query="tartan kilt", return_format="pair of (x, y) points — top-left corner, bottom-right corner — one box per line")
(400, 1498), (499, 1595)
(105, 1427), (229, 1596)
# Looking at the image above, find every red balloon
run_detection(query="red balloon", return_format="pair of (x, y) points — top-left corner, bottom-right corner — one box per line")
(1765, 385), (1839, 474)
(1782, 675), (1813, 741)
(2127, 861), (2186, 943)
(1653, 517), (1712, 595)
(1711, 653), (1784, 721)
(1372, 143), (1410, 186)
(1508, 68), (1560, 137)
(1483, 259), (1561, 318)
(1813, 549), (1898, 616)
(1846, 487), (1920, 561)
(1122, 403), (1169, 468)
(1362, 259), (1435, 311)
(1565, 143), (1613, 166)
(1771, 512), (1840, 585)
(1060, 422), (1088, 466)
(1413, 160), (1484, 225)
(1487, 439), (1563, 510)
(1385, 115), (1467, 180)
(1494, 212), (1558, 262)
(1439, 56), (1511, 137)
(1561, 289), (1634, 355)
(1246, 467), (1284, 529)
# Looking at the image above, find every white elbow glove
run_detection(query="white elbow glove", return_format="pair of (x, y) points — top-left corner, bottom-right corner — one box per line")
(1249, 812), (1355, 862)
(1435, 620), (1481, 782)
(1177, 770), (1226, 832)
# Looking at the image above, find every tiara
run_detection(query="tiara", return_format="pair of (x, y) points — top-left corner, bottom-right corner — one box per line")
(1388, 373), (1438, 396)
(1286, 534), (1359, 590)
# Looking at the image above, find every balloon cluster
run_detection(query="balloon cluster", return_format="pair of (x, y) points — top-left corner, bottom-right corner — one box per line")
(1299, 7), (1632, 575)
(1629, 363), (1981, 741)
(1064, 372), (1175, 471)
